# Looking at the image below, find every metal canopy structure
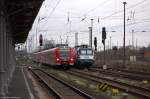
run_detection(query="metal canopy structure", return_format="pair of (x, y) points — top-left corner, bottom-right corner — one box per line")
(0, 0), (44, 96)
(6, 0), (43, 43)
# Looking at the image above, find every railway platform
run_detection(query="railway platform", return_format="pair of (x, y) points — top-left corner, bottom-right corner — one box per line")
(5, 66), (32, 99)
(4, 66), (41, 99)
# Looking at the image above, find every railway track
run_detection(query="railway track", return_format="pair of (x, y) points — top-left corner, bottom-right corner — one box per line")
(67, 69), (150, 99)
(29, 68), (95, 99)
(90, 68), (150, 81)
(93, 66), (150, 75)
(112, 68), (150, 75)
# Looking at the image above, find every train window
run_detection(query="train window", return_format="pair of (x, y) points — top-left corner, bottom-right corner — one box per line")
(60, 49), (70, 57)
(87, 50), (93, 55)
(80, 50), (86, 55)
(79, 49), (93, 55)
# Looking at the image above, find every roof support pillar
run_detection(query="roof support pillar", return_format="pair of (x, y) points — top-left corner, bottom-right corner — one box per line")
(0, 0), (16, 97)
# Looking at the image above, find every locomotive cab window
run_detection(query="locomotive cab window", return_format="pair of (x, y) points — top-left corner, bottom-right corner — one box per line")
(87, 50), (93, 55)
(60, 49), (70, 57)
(80, 50), (86, 55)
(79, 49), (93, 55)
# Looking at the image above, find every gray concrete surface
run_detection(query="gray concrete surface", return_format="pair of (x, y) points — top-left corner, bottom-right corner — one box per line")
(6, 67), (31, 99)
(0, 0), (15, 96)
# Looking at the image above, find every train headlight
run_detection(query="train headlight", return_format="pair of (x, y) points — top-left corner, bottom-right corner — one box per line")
(56, 58), (60, 61)
(70, 58), (74, 61)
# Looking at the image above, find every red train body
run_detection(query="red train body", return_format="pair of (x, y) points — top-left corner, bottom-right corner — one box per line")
(33, 47), (74, 67)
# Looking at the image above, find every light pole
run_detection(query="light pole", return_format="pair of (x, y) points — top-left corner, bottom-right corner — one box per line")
(132, 30), (135, 59)
(90, 19), (94, 48)
(110, 36), (112, 60)
(132, 30), (134, 48)
(123, 2), (127, 68)
(75, 32), (78, 46)
(110, 36), (112, 50)
(132, 30), (146, 57)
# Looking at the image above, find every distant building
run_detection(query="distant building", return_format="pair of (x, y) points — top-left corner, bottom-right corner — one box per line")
(138, 47), (150, 61)
(144, 50), (150, 58)
(56, 44), (68, 47)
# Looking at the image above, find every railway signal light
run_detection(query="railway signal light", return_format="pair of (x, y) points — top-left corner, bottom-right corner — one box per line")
(102, 27), (107, 69)
(102, 39), (105, 44)
(102, 27), (106, 40)
(94, 37), (97, 51)
(39, 34), (43, 46)
(102, 27), (106, 44)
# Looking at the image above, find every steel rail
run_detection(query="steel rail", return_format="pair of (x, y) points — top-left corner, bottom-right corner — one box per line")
(68, 69), (150, 98)
(29, 68), (94, 99)
(90, 68), (150, 80)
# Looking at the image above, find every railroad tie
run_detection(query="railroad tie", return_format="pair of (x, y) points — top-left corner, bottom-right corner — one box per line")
(98, 83), (109, 92)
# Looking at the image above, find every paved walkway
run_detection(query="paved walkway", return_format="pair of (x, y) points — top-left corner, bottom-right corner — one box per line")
(6, 67), (32, 99)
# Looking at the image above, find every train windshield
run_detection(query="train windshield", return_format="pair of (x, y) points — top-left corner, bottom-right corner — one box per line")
(60, 48), (70, 58)
(80, 50), (86, 54)
(87, 50), (93, 54)
(80, 49), (93, 55)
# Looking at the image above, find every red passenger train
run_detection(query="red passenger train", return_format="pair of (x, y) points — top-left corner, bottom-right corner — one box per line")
(33, 47), (74, 68)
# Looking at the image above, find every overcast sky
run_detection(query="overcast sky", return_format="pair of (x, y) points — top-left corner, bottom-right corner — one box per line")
(28, 0), (150, 50)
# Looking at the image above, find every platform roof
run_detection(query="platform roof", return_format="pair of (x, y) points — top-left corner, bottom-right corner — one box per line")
(6, 0), (43, 43)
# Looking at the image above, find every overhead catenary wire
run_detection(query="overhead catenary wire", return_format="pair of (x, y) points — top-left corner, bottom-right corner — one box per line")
(30, 0), (62, 43)
(34, 0), (150, 48)
(68, 0), (149, 23)
(101, 0), (149, 20)
(36, 0), (62, 29)
(64, 0), (111, 24)
(46, 0), (62, 21)
(108, 19), (150, 28)
(80, 0), (111, 17)
(64, 0), (150, 33)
